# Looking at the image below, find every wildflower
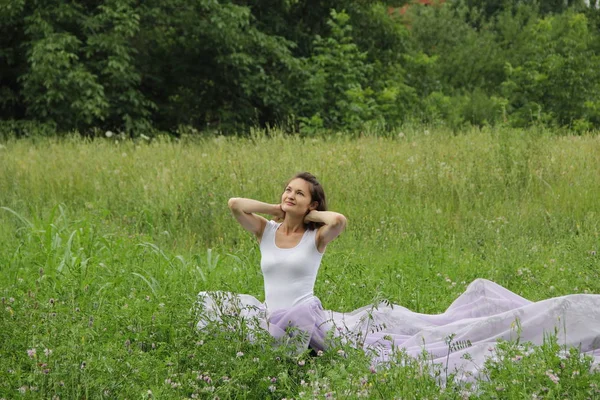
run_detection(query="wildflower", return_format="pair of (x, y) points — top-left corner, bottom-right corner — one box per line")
(337, 349), (346, 357)
(49, 298), (55, 305)
(545, 369), (560, 384)
(203, 376), (212, 384)
(221, 376), (230, 382)
(27, 348), (36, 358)
(496, 386), (505, 391)
(298, 360), (305, 366)
(511, 355), (522, 362)
(80, 361), (86, 369)
(591, 250), (597, 256)
(236, 351), (244, 358)
(253, 357), (259, 362)
(325, 392), (334, 398)
(105, 131), (114, 138)
(317, 350), (324, 357)
(9, 297), (14, 303)
(18, 386), (27, 394)
(369, 364), (377, 374)
(268, 385), (276, 393)
(270, 377), (277, 383)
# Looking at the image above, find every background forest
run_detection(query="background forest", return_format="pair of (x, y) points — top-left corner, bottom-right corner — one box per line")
(1, 0), (600, 136)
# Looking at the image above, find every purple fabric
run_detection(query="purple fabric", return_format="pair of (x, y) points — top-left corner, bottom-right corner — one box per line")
(197, 279), (600, 379)
(267, 298), (330, 352)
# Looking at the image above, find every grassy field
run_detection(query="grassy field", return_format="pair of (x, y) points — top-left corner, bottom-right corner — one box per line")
(1, 127), (599, 398)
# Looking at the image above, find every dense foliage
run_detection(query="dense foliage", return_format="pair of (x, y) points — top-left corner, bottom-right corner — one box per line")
(1, 0), (599, 135)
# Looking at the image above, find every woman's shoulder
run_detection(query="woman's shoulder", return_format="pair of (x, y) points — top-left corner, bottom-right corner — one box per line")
(262, 219), (280, 236)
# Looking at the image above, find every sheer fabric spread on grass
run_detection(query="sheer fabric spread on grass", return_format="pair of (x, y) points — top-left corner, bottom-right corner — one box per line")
(197, 279), (600, 379)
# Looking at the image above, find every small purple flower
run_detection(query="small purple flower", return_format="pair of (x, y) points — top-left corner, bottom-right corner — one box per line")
(546, 370), (560, 384)
(27, 348), (36, 358)
(270, 377), (277, 383)
(369, 364), (377, 374)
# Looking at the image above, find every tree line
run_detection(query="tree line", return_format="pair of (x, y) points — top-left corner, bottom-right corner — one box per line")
(1, 0), (599, 136)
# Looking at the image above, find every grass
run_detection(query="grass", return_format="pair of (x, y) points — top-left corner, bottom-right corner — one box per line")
(0, 126), (599, 398)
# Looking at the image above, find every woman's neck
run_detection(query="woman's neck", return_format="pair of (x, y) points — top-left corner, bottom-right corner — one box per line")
(279, 216), (306, 234)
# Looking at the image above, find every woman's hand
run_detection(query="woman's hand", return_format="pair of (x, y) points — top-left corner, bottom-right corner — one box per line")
(304, 209), (318, 224)
(273, 204), (286, 222)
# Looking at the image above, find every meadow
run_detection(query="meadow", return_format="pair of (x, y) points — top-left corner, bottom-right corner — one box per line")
(1, 126), (599, 399)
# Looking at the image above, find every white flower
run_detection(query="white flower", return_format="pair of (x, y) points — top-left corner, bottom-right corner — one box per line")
(105, 131), (114, 138)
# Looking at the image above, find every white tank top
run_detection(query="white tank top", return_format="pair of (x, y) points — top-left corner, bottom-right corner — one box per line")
(260, 220), (324, 312)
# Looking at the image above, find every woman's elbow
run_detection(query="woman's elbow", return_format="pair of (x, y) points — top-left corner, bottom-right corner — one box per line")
(335, 214), (347, 229)
(228, 198), (239, 210)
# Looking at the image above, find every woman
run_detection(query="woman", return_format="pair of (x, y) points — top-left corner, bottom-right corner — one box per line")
(198, 172), (600, 378)
(198, 172), (346, 352)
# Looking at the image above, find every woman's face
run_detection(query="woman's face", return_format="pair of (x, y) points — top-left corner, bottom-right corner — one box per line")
(281, 178), (316, 215)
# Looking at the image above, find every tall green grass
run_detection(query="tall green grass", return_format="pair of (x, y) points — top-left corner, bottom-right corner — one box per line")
(1, 127), (599, 398)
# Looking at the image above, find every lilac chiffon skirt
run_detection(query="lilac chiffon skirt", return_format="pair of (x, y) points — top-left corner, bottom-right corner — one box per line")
(197, 279), (600, 379)
(196, 292), (331, 352)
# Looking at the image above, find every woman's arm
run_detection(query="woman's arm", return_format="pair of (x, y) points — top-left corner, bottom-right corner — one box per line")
(304, 210), (347, 253)
(228, 198), (284, 239)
